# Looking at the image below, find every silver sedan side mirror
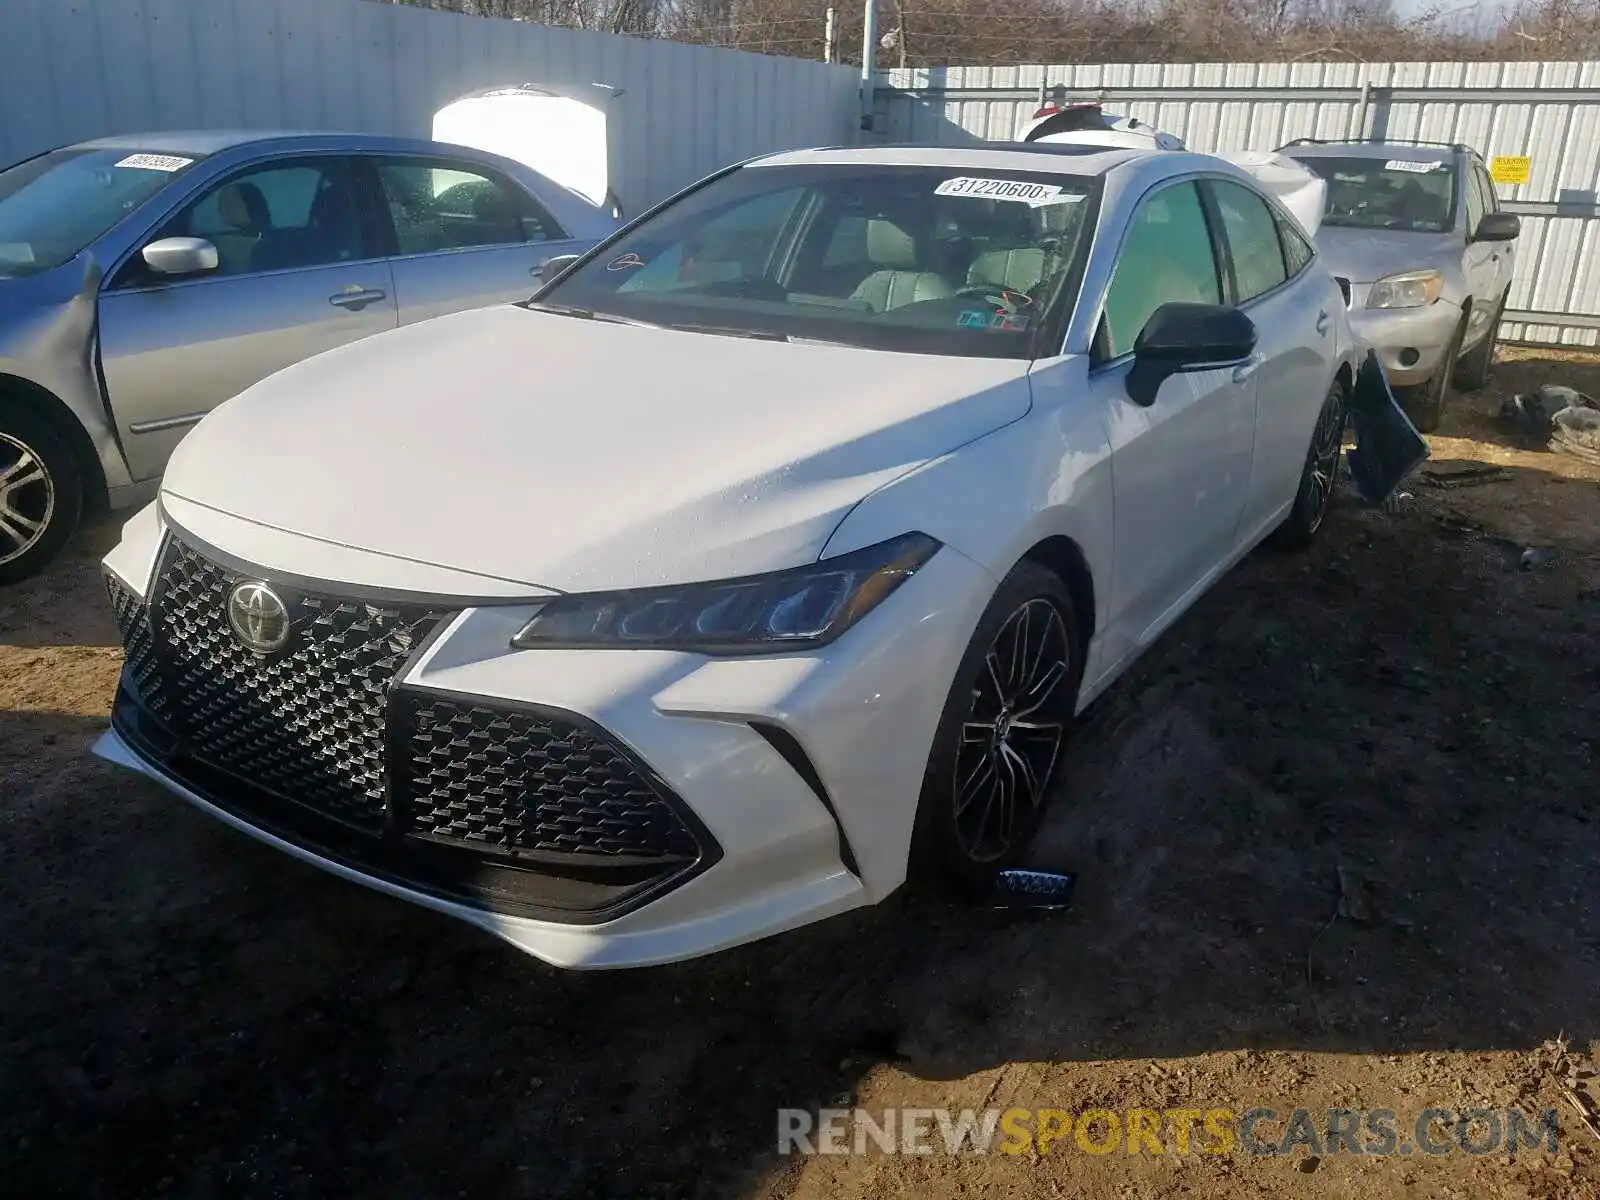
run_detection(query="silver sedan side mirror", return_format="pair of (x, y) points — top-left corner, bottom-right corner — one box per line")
(142, 237), (219, 277)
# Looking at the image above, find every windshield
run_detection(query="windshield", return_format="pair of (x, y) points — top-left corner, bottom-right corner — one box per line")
(1295, 155), (1457, 233)
(0, 147), (202, 277)
(536, 163), (1098, 358)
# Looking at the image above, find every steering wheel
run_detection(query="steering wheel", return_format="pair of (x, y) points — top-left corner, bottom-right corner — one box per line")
(951, 285), (1035, 313)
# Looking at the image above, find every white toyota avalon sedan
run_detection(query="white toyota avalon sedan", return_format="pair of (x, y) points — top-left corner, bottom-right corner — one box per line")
(96, 143), (1360, 969)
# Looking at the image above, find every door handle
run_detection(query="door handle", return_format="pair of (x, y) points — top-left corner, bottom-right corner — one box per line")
(1315, 310), (1331, 336)
(1232, 353), (1264, 383)
(330, 287), (387, 312)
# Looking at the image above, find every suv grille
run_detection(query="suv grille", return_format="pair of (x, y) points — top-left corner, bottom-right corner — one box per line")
(144, 537), (448, 833)
(393, 694), (701, 862)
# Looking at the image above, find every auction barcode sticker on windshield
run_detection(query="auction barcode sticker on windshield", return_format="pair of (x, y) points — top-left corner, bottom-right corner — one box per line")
(1384, 159), (1441, 173)
(115, 153), (194, 172)
(936, 176), (1079, 207)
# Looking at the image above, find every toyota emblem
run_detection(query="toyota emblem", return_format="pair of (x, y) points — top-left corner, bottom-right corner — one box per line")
(226, 581), (291, 654)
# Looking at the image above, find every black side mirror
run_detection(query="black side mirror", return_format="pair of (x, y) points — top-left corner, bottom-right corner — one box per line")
(1472, 212), (1521, 243)
(538, 254), (582, 286)
(1125, 303), (1257, 407)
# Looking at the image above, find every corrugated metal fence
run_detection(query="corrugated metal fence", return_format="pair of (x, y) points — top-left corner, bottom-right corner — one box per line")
(4, 9), (1599, 344)
(0, 0), (861, 214)
(875, 61), (1600, 346)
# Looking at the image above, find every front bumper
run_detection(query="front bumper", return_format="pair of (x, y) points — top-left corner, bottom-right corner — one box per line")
(1345, 298), (1463, 388)
(94, 505), (996, 968)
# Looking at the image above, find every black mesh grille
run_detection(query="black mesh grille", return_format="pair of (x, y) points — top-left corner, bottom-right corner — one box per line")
(145, 537), (448, 833)
(105, 572), (168, 716)
(106, 535), (718, 918)
(395, 695), (700, 862)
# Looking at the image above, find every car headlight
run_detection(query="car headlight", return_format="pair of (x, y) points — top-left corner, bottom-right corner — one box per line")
(510, 532), (942, 654)
(1366, 269), (1443, 309)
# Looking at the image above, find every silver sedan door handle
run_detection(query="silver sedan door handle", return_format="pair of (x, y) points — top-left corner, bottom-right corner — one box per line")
(330, 287), (387, 312)
(1315, 309), (1331, 336)
(1233, 353), (1265, 383)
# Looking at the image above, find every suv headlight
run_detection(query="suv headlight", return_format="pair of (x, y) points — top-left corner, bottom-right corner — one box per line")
(1366, 269), (1443, 309)
(511, 532), (941, 654)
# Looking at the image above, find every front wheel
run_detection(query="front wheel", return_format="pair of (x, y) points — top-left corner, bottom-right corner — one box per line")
(0, 405), (83, 585)
(1453, 294), (1505, 392)
(911, 562), (1081, 890)
(1271, 379), (1348, 551)
(1396, 316), (1465, 433)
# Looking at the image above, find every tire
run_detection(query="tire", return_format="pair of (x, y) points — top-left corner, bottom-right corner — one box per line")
(0, 403), (83, 585)
(1396, 315), (1465, 434)
(910, 561), (1082, 891)
(1271, 378), (1349, 552)
(1453, 293), (1505, 393)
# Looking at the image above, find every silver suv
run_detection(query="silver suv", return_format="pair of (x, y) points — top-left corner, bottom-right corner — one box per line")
(1281, 139), (1520, 431)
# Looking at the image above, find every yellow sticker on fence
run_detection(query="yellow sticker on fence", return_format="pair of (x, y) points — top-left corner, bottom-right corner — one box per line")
(1490, 156), (1531, 185)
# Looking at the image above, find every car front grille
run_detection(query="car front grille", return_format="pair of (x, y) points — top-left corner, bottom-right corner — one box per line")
(142, 536), (450, 833)
(106, 533), (718, 919)
(106, 571), (167, 715)
(393, 694), (701, 863)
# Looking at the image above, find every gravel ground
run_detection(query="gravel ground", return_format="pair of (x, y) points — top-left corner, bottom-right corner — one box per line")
(2, 352), (1599, 1199)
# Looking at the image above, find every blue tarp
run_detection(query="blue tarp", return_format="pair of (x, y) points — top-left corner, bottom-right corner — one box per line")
(1346, 349), (1429, 505)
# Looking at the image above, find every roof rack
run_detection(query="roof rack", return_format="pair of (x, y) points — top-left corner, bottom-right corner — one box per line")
(1279, 136), (1467, 154)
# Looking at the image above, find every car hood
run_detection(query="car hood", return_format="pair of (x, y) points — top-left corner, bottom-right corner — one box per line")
(1314, 226), (1461, 287)
(161, 306), (1033, 593)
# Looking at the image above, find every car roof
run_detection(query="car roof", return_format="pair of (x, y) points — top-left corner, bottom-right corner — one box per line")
(1282, 141), (1460, 165)
(69, 130), (460, 157)
(747, 142), (1155, 177)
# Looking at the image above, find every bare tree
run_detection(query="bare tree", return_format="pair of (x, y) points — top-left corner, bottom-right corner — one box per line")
(380, 0), (1600, 63)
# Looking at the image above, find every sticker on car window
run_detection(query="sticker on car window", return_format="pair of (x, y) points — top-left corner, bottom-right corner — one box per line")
(114, 153), (194, 173)
(1384, 160), (1441, 173)
(935, 177), (1079, 207)
(606, 252), (645, 271)
(957, 308), (1032, 332)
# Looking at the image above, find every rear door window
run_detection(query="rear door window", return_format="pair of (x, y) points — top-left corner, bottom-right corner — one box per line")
(1209, 179), (1289, 303)
(373, 157), (564, 254)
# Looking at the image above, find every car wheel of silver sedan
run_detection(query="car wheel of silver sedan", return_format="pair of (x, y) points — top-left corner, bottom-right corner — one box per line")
(0, 406), (83, 585)
(913, 561), (1081, 889)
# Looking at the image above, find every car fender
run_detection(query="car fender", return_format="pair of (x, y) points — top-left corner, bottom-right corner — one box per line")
(0, 253), (132, 505)
(821, 359), (1114, 672)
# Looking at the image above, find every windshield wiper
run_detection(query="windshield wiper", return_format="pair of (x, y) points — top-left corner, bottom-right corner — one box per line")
(664, 324), (868, 349)
(663, 323), (791, 341)
(524, 301), (662, 329)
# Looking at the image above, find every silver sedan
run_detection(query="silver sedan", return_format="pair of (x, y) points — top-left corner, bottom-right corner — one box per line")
(0, 130), (618, 582)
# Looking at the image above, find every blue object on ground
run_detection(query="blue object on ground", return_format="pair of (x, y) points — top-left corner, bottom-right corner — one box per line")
(1346, 348), (1429, 505)
(989, 868), (1077, 911)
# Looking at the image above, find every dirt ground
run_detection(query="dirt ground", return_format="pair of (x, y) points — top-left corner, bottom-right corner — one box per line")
(3, 350), (1600, 1199)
